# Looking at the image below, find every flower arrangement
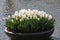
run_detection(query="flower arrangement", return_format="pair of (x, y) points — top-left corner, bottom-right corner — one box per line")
(5, 9), (55, 33)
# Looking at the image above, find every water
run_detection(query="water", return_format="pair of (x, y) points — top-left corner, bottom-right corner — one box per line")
(0, 0), (60, 40)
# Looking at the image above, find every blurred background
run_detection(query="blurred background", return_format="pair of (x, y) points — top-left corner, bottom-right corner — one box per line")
(0, 0), (60, 40)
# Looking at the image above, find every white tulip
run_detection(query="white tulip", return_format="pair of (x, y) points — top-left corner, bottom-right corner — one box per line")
(44, 14), (49, 18)
(22, 14), (26, 19)
(12, 15), (15, 18)
(30, 16), (32, 19)
(27, 14), (31, 17)
(39, 15), (43, 18)
(8, 15), (10, 18)
(20, 18), (23, 21)
(18, 14), (22, 17)
(28, 9), (31, 11)
(14, 11), (19, 16)
(48, 15), (52, 20)
(38, 11), (42, 15)
(37, 18), (40, 20)
(26, 17), (29, 20)
(36, 16), (38, 19)
(32, 9), (38, 12)
(33, 15), (37, 19)
(11, 19), (14, 22)
(42, 13), (45, 17)
(16, 17), (18, 20)
(10, 9), (53, 21)
(19, 10), (24, 14)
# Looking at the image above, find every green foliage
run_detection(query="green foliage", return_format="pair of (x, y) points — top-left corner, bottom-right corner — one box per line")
(5, 17), (55, 33)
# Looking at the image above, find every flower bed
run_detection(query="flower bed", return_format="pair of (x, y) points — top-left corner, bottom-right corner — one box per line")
(5, 9), (55, 33)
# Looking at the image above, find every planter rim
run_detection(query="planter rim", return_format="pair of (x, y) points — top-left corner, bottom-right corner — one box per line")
(5, 27), (54, 35)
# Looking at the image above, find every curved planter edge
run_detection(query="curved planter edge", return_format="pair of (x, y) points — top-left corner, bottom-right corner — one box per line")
(5, 27), (54, 40)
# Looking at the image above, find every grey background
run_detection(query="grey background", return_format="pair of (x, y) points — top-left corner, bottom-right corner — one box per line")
(0, 0), (60, 40)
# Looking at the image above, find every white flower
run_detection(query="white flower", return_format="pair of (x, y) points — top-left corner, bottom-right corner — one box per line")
(19, 10), (24, 14)
(28, 9), (31, 11)
(39, 11), (45, 17)
(39, 15), (43, 18)
(11, 19), (14, 22)
(37, 18), (40, 20)
(42, 13), (45, 17)
(10, 9), (53, 21)
(32, 9), (38, 12)
(22, 14), (26, 19)
(33, 15), (37, 19)
(26, 17), (29, 20)
(19, 9), (28, 14)
(27, 13), (31, 17)
(16, 17), (18, 20)
(18, 13), (23, 17)
(38, 11), (42, 15)
(29, 16), (32, 19)
(36, 16), (38, 19)
(20, 18), (23, 21)
(8, 15), (10, 18)
(44, 14), (49, 18)
(14, 11), (19, 16)
(48, 15), (52, 20)
(41, 11), (46, 14)
(12, 15), (15, 18)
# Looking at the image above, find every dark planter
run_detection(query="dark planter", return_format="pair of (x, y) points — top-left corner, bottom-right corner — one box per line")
(5, 27), (54, 40)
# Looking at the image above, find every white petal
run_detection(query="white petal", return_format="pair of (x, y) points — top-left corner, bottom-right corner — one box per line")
(37, 18), (40, 20)
(20, 18), (23, 21)
(28, 9), (31, 11)
(11, 19), (14, 22)
(14, 11), (19, 15)
(48, 15), (52, 20)
(22, 14), (26, 19)
(26, 17), (29, 20)
(12, 15), (15, 18)
(8, 15), (10, 18)
(30, 16), (32, 19)
(16, 17), (18, 20)
(45, 14), (49, 18)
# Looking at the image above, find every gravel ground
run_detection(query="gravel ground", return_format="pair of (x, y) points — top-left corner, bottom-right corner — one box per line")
(0, 0), (60, 40)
